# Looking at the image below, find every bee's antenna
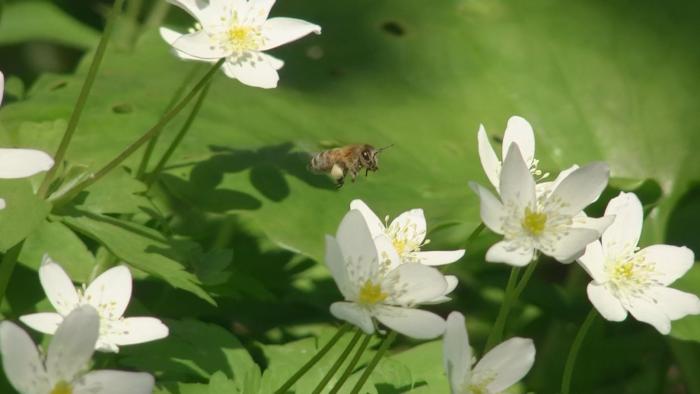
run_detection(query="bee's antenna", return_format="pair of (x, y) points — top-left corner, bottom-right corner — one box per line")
(377, 144), (394, 153)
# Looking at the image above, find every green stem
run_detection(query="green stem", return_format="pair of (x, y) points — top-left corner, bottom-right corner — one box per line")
(136, 64), (202, 179)
(143, 0), (170, 30)
(349, 330), (397, 394)
(146, 79), (212, 187)
(513, 258), (538, 298)
(274, 324), (351, 394)
(561, 308), (597, 394)
(483, 266), (521, 352)
(312, 329), (363, 394)
(329, 334), (371, 394)
(0, 241), (24, 306)
(53, 59), (224, 207)
(37, 0), (125, 198)
(466, 222), (485, 245)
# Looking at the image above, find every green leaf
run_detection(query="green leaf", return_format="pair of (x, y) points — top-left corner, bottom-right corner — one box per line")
(670, 264), (700, 343)
(389, 341), (449, 393)
(18, 220), (95, 282)
(0, 179), (50, 251)
(73, 166), (149, 214)
(60, 210), (215, 304)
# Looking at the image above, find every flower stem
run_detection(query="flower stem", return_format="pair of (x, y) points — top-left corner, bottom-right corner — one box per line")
(349, 330), (397, 394)
(312, 328), (363, 394)
(483, 266), (521, 352)
(329, 333), (372, 394)
(513, 258), (539, 299)
(146, 79), (212, 188)
(37, 0), (125, 198)
(52, 59), (224, 207)
(467, 222), (485, 245)
(0, 241), (24, 306)
(561, 308), (597, 394)
(274, 324), (351, 394)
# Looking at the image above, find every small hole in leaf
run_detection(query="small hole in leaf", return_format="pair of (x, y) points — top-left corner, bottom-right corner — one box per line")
(112, 103), (133, 114)
(50, 81), (67, 91)
(381, 21), (405, 36)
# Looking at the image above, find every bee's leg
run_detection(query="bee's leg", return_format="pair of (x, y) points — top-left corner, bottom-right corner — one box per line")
(350, 169), (358, 183)
(336, 176), (345, 189)
(365, 168), (369, 176)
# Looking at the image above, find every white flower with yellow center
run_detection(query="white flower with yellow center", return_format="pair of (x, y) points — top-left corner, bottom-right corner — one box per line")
(578, 192), (700, 334)
(326, 209), (449, 339)
(0, 70), (54, 181)
(470, 145), (613, 266)
(1, 305), (154, 394)
(20, 256), (169, 353)
(443, 312), (535, 394)
(160, 0), (321, 88)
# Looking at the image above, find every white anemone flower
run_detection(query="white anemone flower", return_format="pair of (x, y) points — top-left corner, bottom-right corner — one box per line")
(443, 312), (535, 394)
(20, 256), (169, 353)
(1, 305), (154, 394)
(326, 209), (449, 339)
(578, 192), (700, 334)
(161, 0), (321, 89)
(470, 145), (613, 266)
(0, 70), (54, 179)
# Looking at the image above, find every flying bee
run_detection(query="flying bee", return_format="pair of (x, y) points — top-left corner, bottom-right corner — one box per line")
(308, 144), (393, 188)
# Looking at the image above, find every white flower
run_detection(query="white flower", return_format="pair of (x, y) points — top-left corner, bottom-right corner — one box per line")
(20, 256), (169, 352)
(1, 305), (154, 394)
(470, 145), (613, 266)
(578, 192), (700, 334)
(326, 209), (448, 339)
(443, 312), (535, 394)
(0, 70), (54, 179)
(161, 0), (321, 89)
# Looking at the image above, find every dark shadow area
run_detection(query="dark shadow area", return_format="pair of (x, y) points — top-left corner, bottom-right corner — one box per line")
(0, 42), (84, 87)
(376, 382), (426, 393)
(666, 182), (700, 254)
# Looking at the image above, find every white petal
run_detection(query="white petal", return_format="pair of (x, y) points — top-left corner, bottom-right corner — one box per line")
(536, 164), (579, 197)
(172, 30), (230, 60)
(473, 337), (535, 393)
(247, 0), (276, 25)
(46, 305), (99, 384)
(577, 241), (606, 283)
(601, 192), (643, 259)
(0, 321), (50, 394)
(166, 0), (213, 24)
(426, 275), (459, 304)
(500, 145), (536, 211)
(374, 306), (446, 339)
(0, 70), (4, 106)
(0, 148), (54, 179)
(443, 312), (471, 393)
(260, 17), (321, 51)
(39, 256), (80, 316)
(336, 210), (381, 281)
(384, 263), (447, 305)
(19, 312), (63, 335)
(330, 302), (374, 334)
(649, 286), (700, 320)
(548, 228), (601, 263)
(586, 282), (627, 321)
(389, 208), (427, 246)
(548, 162), (609, 216)
(261, 52), (285, 70)
(571, 214), (614, 234)
(325, 235), (353, 299)
(477, 124), (501, 190)
(486, 241), (533, 266)
(469, 181), (505, 234)
(160, 27), (211, 61)
(84, 265), (132, 320)
(349, 199), (386, 237)
(640, 245), (694, 286)
(0, 198), (5, 210)
(223, 53), (279, 88)
(626, 297), (671, 334)
(102, 317), (169, 347)
(502, 116), (535, 166)
(75, 370), (154, 394)
(414, 250), (465, 266)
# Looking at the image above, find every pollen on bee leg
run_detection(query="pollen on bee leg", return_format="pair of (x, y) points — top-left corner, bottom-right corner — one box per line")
(330, 164), (344, 180)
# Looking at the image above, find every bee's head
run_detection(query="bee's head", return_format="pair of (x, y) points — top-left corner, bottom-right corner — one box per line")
(361, 144), (393, 172)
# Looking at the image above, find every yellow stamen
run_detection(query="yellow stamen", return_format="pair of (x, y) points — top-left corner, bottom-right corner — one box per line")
(226, 26), (261, 52)
(51, 381), (73, 394)
(358, 280), (388, 306)
(522, 207), (547, 236)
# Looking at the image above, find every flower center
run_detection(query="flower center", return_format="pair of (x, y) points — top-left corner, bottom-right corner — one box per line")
(51, 381), (73, 394)
(385, 216), (427, 261)
(607, 253), (656, 296)
(226, 25), (262, 52)
(358, 280), (388, 306)
(522, 207), (547, 236)
(461, 371), (496, 394)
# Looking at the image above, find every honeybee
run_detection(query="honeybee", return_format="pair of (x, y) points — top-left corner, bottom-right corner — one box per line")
(308, 144), (393, 188)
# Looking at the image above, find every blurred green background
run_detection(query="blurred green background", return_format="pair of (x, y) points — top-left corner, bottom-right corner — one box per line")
(1, 0), (700, 392)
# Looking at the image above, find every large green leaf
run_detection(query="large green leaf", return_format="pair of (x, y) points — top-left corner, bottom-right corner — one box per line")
(0, 179), (50, 251)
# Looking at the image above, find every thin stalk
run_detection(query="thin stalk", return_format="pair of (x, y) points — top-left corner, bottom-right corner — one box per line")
(146, 79), (212, 187)
(329, 334), (371, 394)
(136, 64), (202, 179)
(38, 0), (125, 198)
(561, 308), (597, 394)
(143, 0), (170, 30)
(0, 241), (24, 306)
(483, 266), (521, 352)
(274, 324), (351, 394)
(513, 258), (539, 298)
(312, 329), (363, 394)
(53, 59), (224, 207)
(349, 330), (397, 394)
(466, 222), (485, 245)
